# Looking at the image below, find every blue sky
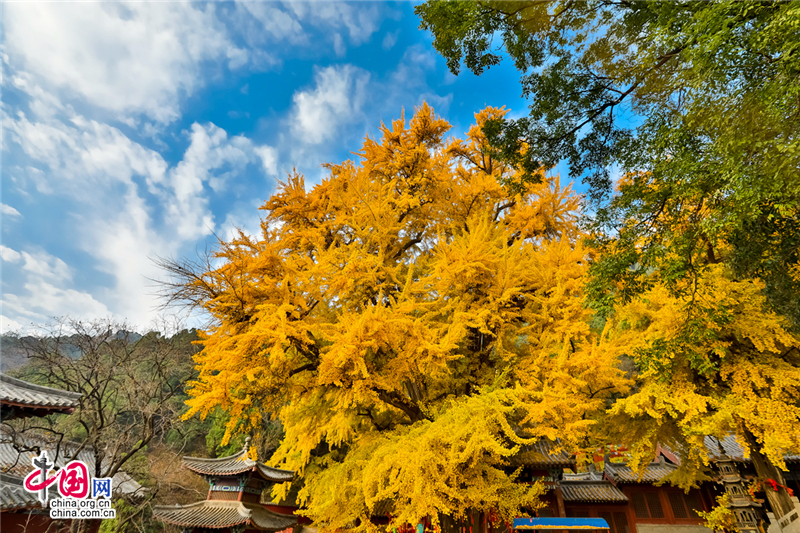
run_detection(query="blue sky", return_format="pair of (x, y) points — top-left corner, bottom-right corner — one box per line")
(0, 1), (571, 333)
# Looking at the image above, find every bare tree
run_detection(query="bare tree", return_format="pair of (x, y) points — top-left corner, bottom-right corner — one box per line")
(3, 317), (199, 533)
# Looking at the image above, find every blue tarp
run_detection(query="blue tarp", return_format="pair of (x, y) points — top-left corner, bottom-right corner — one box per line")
(513, 518), (610, 530)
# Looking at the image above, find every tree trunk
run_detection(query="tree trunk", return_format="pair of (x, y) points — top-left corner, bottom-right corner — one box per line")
(744, 429), (796, 519)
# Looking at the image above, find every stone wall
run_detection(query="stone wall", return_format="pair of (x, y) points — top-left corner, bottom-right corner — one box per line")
(635, 523), (710, 533)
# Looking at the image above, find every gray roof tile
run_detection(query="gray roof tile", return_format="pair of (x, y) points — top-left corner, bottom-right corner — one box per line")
(604, 461), (677, 483)
(0, 429), (146, 499)
(520, 440), (575, 467)
(560, 482), (628, 503)
(705, 435), (800, 463)
(562, 471), (604, 482)
(182, 447), (294, 483)
(0, 374), (81, 411)
(0, 474), (49, 511)
(153, 500), (297, 531)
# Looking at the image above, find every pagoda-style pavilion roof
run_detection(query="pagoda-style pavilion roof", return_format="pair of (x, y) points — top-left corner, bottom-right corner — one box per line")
(0, 374), (81, 419)
(182, 441), (294, 483)
(152, 500), (298, 531)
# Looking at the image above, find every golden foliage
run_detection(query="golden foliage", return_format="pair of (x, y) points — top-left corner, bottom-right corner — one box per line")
(182, 104), (629, 530)
(604, 264), (800, 486)
(697, 494), (738, 533)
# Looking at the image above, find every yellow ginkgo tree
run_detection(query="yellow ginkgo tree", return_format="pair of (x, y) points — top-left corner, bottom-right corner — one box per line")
(167, 104), (629, 531)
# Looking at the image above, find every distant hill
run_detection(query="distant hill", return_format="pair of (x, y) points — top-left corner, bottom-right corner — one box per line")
(0, 336), (28, 371)
(0, 330), (144, 372)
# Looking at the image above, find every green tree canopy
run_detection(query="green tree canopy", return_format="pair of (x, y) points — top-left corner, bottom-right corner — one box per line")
(416, 0), (800, 327)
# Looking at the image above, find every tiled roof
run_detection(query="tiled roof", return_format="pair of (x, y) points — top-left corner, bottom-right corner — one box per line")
(560, 482), (628, 503)
(0, 373), (81, 412)
(0, 429), (146, 499)
(0, 473), (47, 511)
(562, 470), (604, 482)
(520, 440), (575, 467)
(705, 435), (747, 461)
(153, 500), (298, 531)
(0, 484), (39, 511)
(705, 435), (800, 463)
(182, 443), (294, 483)
(604, 461), (677, 483)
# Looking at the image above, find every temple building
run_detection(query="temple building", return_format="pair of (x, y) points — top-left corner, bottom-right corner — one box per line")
(1, 372), (82, 532)
(152, 437), (300, 533)
(0, 372), (144, 533)
(525, 455), (711, 533)
(517, 437), (800, 533)
(0, 373), (81, 420)
(149, 434), (800, 533)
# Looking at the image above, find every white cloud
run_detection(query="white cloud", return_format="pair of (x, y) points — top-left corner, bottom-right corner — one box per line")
(0, 315), (24, 334)
(220, 208), (265, 243)
(3, 108), (169, 325)
(4, 110), (169, 195)
(166, 122), (275, 240)
(291, 65), (370, 145)
(1, 248), (111, 327)
(290, 2), (381, 45)
(20, 250), (72, 282)
(10, 74), (67, 119)
(276, 45), (454, 187)
(80, 186), (169, 325)
(391, 45), (436, 86)
(1, 246), (22, 263)
(4, 2), (247, 124)
(1, 204), (21, 218)
(382, 31), (398, 51)
(237, 3), (305, 45)
(3, 103), (277, 327)
(236, 1), (383, 56)
(3, 280), (111, 325)
(333, 34), (346, 57)
(1, 247), (72, 283)
(255, 146), (278, 177)
(418, 92), (454, 115)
